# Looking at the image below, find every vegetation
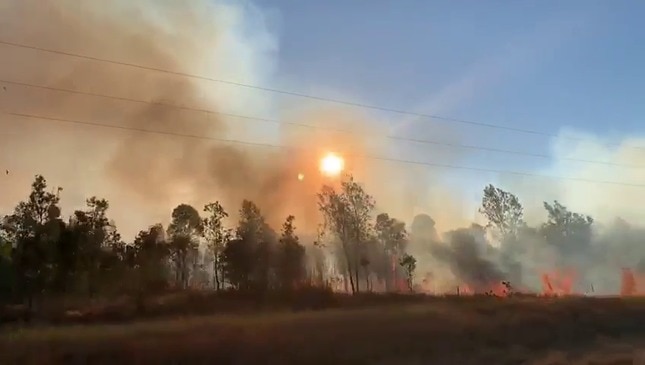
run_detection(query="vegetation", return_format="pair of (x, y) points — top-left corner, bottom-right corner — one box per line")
(0, 172), (640, 314)
(3, 174), (645, 363)
(0, 173), (420, 321)
(4, 295), (645, 364)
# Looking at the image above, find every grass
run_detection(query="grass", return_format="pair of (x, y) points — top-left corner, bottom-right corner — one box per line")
(3, 294), (645, 364)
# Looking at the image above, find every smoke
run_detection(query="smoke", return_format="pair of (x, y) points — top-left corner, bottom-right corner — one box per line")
(0, 0), (384, 237)
(500, 132), (645, 294)
(0, 0), (467, 240)
(406, 131), (645, 295)
(432, 225), (506, 292)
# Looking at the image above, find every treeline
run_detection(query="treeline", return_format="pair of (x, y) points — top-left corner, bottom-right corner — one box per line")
(3, 171), (630, 315)
(0, 175), (418, 315)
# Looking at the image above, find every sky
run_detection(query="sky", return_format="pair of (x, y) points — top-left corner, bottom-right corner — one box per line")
(252, 0), (645, 198)
(258, 0), (645, 133)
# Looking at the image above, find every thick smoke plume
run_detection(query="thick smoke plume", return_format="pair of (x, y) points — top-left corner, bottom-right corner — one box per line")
(0, 0), (391, 237)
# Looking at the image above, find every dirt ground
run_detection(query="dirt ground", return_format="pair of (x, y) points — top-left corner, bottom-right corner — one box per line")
(3, 295), (645, 364)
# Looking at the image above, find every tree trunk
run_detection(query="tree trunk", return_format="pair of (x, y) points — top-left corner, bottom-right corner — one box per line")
(213, 256), (221, 291)
(347, 269), (356, 294)
(392, 254), (398, 292)
(353, 264), (360, 294)
(181, 258), (188, 289)
(174, 259), (181, 288)
(342, 243), (356, 294)
(364, 269), (370, 292)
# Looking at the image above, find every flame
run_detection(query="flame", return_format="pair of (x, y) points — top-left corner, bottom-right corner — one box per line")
(619, 268), (645, 296)
(541, 269), (576, 296)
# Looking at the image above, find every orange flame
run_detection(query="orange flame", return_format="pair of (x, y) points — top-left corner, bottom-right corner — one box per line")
(541, 269), (576, 296)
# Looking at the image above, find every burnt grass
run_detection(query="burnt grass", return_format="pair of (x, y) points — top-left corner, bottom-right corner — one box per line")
(3, 292), (645, 364)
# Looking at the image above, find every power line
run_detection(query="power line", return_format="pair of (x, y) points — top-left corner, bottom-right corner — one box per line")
(0, 39), (623, 144)
(3, 110), (645, 188)
(2, 78), (643, 170)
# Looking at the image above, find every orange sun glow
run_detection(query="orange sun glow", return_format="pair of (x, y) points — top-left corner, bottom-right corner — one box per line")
(319, 152), (344, 176)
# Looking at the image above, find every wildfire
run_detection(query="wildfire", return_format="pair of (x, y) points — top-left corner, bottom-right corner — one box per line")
(619, 268), (645, 296)
(541, 270), (575, 296)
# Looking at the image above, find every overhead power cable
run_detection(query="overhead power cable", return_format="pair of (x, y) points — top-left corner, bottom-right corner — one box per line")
(3, 110), (645, 188)
(1, 78), (642, 169)
(0, 39), (635, 148)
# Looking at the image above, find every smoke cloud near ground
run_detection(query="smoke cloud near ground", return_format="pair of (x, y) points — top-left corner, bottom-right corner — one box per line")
(1, 1), (644, 295)
(409, 133), (645, 295)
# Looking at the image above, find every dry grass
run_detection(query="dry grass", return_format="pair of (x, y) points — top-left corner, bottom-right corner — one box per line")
(3, 295), (645, 364)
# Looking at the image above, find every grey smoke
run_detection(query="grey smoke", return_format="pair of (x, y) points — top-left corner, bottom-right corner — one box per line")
(0, 0), (323, 237)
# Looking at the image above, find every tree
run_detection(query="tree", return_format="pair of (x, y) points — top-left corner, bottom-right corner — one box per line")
(317, 175), (375, 294)
(541, 200), (593, 256)
(0, 235), (13, 303)
(51, 220), (77, 294)
(121, 224), (169, 311)
(375, 213), (408, 255)
(202, 202), (231, 291)
(479, 184), (525, 241)
(222, 200), (277, 292)
(69, 197), (119, 297)
(277, 215), (306, 290)
(131, 224), (169, 293)
(309, 228), (328, 287)
(399, 253), (417, 292)
(1, 175), (62, 315)
(374, 213), (408, 292)
(167, 204), (202, 289)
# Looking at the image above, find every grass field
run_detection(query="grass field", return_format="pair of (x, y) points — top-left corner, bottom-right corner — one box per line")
(3, 294), (645, 364)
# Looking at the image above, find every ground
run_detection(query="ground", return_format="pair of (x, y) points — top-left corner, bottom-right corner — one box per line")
(3, 294), (645, 364)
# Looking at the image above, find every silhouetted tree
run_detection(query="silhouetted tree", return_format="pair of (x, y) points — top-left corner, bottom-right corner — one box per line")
(69, 197), (119, 297)
(374, 213), (408, 291)
(479, 184), (525, 242)
(317, 175), (375, 294)
(277, 215), (306, 290)
(202, 202), (231, 291)
(125, 224), (170, 310)
(399, 254), (417, 292)
(309, 229), (327, 287)
(0, 236), (13, 303)
(1, 175), (62, 315)
(541, 200), (594, 256)
(222, 200), (277, 292)
(167, 204), (202, 289)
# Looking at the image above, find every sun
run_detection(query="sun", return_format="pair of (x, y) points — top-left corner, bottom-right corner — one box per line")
(320, 152), (344, 176)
